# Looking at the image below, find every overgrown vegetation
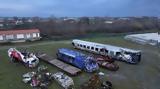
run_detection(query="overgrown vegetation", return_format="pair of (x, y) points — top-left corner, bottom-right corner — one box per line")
(1, 16), (160, 39)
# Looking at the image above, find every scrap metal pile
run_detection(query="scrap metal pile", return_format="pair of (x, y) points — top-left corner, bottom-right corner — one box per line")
(93, 55), (119, 71)
(52, 72), (74, 89)
(8, 48), (39, 68)
(22, 65), (74, 89)
(81, 73), (112, 89)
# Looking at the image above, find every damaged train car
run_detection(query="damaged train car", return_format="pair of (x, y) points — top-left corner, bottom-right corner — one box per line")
(56, 48), (99, 72)
(72, 39), (141, 64)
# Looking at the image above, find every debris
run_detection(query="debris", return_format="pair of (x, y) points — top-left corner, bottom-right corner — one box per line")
(22, 65), (74, 89)
(8, 48), (39, 68)
(22, 72), (36, 83)
(101, 81), (112, 89)
(81, 73), (113, 89)
(98, 72), (105, 76)
(37, 65), (48, 73)
(22, 65), (53, 89)
(94, 55), (119, 71)
(52, 72), (74, 89)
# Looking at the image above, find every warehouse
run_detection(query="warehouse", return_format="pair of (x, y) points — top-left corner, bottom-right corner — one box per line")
(0, 29), (41, 42)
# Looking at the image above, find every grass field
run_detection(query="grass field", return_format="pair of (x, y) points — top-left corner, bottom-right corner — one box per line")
(0, 35), (160, 89)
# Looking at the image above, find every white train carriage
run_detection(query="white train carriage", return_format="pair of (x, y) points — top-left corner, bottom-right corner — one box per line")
(72, 39), (141, 64)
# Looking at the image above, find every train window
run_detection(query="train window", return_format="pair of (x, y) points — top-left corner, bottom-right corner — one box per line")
(109, 51), (114, 56)
(83, 45), (86, 48)
(105, 49), (108, 53)
(80, 44), (82, 47)
(68, 56), (74, 63)
(77, 44), (79, 46)
(60, 53), (65, 57)
(100, 49), (104, 52)
(124, 51), (131, 54)
(95, 48), (99, 51)
(72, 42), (75, 46)
(87, 46), (90, 49)
(116, 52), (121, 56)
(91, 47), (94, 50)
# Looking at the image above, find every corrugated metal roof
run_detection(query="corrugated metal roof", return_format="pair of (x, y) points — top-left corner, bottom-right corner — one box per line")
(0, 29), (40, 35)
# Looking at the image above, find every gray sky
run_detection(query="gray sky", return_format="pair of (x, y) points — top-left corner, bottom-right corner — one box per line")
(0, 0), (160, 17)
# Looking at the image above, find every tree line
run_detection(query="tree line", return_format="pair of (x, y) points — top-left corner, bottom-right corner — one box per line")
(2, 16), (160, 38)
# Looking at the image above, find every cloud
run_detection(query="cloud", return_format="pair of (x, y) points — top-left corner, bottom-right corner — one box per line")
(0, 0), (159, 17)
(0, 3), (32, 11)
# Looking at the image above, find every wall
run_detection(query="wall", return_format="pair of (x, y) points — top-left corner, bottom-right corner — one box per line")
(0, 32), (40, 43)
(6, 35), (14, 40)
(0, 35), (3, 40)
(17, 34), (24, 39)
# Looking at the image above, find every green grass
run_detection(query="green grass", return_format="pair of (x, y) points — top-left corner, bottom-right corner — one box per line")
(0, 35), (160, 89)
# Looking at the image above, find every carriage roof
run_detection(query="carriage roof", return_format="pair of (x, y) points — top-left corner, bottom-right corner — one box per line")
(58, 48), (85, 58)
(72, 39), (141, 53)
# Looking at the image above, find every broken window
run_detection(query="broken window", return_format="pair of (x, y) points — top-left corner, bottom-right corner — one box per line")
(100, 48), (104, 52)
(95, 48), (99, 51)
(87, 46), (90, 49)
(91, 47), (94, 50)
(105, 49), (108, 53)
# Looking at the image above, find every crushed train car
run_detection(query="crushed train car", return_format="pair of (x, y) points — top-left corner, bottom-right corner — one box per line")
(72, 39), (141, 64)
(56, 48), (99, 72)
(8, 48), (39, 68)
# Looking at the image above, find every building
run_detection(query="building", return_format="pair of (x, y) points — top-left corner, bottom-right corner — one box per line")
(104, 21), (113, 24)
(125, 33), (160, 46)
(0, 29), (41, 43)
(0, 22), (4, 27)
(0, 19), (4, 28)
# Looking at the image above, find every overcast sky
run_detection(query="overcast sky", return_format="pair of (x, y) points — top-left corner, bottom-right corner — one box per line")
(0, 0), (160, 17)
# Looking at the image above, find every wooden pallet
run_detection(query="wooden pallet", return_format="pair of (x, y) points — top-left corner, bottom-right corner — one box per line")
(36, 53), (81, 76)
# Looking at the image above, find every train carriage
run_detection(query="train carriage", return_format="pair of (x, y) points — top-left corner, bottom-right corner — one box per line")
(72, 39), (141, 64)
(56, 48), (99, 72)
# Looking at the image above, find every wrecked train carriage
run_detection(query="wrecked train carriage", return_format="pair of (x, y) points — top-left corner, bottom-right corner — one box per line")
(56, 48), (99, 72)
(72, 39), (141, 64)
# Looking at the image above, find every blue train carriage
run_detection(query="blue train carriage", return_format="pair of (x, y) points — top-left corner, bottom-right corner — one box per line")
(72, 39), (141, 64)
(56, 48), (99, 72)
